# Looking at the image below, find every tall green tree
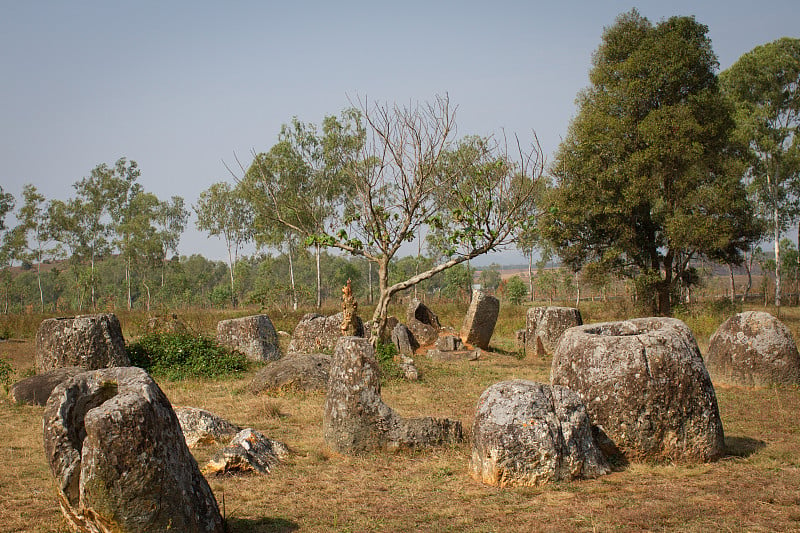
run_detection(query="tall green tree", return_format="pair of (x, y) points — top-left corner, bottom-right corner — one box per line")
(0, 187), (16, 313)
(16, 185), (59, 311)
(103, 158), (147, 310)
(244, 110), (363, 309)
(194, 181), (254, 307)
(541, 10), (750, 315)
(720, 37), (800, 307)
(154, 196), (189, 288)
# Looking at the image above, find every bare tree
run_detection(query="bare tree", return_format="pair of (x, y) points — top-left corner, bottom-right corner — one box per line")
(249, 95), (543, 342)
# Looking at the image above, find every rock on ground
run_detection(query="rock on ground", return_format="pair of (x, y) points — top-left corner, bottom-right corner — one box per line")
(391, 323), (418, 357)
(35, 314), (129, 373)
(175, 406), (242, 448)
(705, 311), (800, 387)
(526, 307), (582, 357)
(323, 336), (462, 454)
(249, 353), (332, 393)
(470, 380), (609, 487)
(204, 428), (289, 476)
(10, 367), (85, 406)
(288, 312), (365, 354)
(216, 314), (281, 362)
(405, 300), (441, 346)
(460, 290), (500, 350)
(43, 367), (224, 532)
(551, 318), (724, 463)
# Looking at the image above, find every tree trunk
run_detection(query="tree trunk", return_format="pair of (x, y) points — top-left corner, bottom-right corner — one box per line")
(574, 271), (580, 307)
(369, 258), (392, 346)
(126, 259), (132, 311)
(742, 249), (754, 303)
(227, 244), (236, 308)
(658, 255), (673, 316)
(528, 253), (534, 301)
(774, 210), (781, 308)
(315, 243), (322, 309)
(728, 263), (736, 303)
(288, 244), (298, 311)
(37, 262), (44, 313)
(143, 280), (151, 312)
(90, 252), (96, 311)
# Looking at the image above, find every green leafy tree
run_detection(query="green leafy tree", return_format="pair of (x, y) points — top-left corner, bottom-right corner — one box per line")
(478, 263), (502, 291)
(16, 185), (59, 311)
(505, 275), (528, 304)
(194, 182), (254, 307)
(720, 37), (800, 307)
(244, 110), (363, 309)
(541, 10), (750, 315)
(0, 187), (16, 313)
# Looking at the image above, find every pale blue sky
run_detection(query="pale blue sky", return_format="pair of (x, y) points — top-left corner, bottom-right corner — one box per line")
(2, 1), (797, 265)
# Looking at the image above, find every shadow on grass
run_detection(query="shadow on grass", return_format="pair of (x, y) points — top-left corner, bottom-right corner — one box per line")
(725, 435), (766, 458)
(487, 346), (525, 359)
(225, 517), (299, 532)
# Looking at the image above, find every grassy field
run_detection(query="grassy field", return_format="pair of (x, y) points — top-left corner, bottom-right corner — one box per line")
(1, 301), (799, 532)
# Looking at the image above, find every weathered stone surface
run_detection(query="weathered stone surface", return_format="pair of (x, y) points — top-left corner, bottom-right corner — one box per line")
(461, 290), (500, 350)
(526, 306), (582, 357)
(35, 314), (129, 373)
(406, 299), (441, 346)
(515, 329), (526, 350)
(175, 406), (242, 448)
(399, 355), (420, 381)
(216, 314), (281, 362)
(143, 314), (188, 334)
(426, 348), (481, 362)
(323, 337), (462, 454)
(249, 353), (332, 393)
(204, 428), (289, 476)
(470, 380), (609, 487)
(288, 312), (365, 354)
(363, 316), (398, 344)
(43, 367), (224, 532)
(436, 334), (465, 352)
(10, 366), (84, 406)
(551, 318), (724, 463)
(705, 311), (800, 387)
(340, 280), (360, 336)
(391, 323), (418, 357)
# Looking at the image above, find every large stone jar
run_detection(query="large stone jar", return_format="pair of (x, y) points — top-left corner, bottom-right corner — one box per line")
(551, 317), (724, 463)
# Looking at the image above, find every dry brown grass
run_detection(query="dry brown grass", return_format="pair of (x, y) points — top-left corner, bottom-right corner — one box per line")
(1, 303), (800, 532)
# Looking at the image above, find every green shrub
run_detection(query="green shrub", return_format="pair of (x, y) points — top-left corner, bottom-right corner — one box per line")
(0, 356), (14, 393)
(374, 340), (404, 381)
(126, 332), (248, 380)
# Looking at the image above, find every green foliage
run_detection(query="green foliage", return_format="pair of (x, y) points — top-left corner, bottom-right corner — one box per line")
(674, 299), (742, 341)
(504, 275), (528, 304)
(478, 263), (501, 291)
(541, 9), (752, 315)
(0, 355), (13, 393)
(126, 332), (248, 380)
(374, 340), (404, 381)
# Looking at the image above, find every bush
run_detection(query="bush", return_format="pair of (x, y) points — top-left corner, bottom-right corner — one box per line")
(0, 356), (14, 393)
(374, 340), (404, 381)
(126, 332), (248, 380)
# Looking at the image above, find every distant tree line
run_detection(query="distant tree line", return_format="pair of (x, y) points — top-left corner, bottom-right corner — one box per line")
(1, 12), (797, 321)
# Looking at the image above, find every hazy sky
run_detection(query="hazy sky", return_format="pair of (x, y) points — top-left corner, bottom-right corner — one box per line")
(2, 1), (798, 265)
